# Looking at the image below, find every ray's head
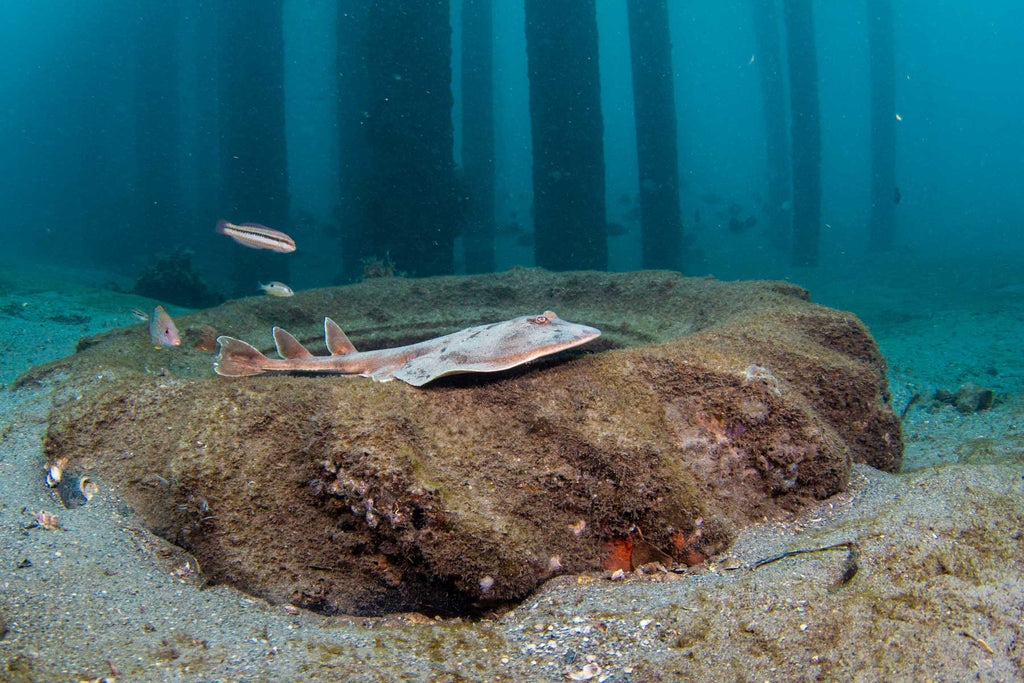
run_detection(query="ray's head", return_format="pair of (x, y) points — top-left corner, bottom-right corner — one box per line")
(498, 311), (601, 361)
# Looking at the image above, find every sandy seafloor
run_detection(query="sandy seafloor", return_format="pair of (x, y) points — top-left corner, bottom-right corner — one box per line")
(1, 256), (1023, 682)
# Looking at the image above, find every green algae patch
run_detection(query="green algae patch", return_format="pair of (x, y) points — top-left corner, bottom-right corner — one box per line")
(37, 269), (901, 616)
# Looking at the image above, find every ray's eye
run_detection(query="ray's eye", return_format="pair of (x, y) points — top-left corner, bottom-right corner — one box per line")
(530, 315), (549, 325)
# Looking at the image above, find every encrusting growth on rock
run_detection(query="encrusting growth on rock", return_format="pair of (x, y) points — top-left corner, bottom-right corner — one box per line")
(38, 269), (901, 616)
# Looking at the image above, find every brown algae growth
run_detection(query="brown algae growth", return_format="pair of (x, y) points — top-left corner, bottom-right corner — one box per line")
(35, 268), (901, 616)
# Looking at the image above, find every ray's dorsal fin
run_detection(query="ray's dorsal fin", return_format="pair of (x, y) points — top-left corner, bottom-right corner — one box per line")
(273, 327), (314, 359)
(324, 317), (358, 356)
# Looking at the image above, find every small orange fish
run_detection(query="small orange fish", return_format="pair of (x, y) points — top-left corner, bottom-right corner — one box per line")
(143, 306), (181, 348)
(216, 220), (296, 253)
(259, 281), (294, 297)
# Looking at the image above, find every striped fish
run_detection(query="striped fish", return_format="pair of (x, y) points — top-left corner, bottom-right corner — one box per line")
(216, 220), (296, 253)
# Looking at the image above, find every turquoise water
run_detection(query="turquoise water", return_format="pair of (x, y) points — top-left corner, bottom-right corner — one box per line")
(0, 2), (1020, 290)
(2, 3), (1024, 679)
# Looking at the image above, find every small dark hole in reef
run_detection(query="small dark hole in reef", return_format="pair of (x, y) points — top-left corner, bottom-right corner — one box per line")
(339, 575), (488, 619)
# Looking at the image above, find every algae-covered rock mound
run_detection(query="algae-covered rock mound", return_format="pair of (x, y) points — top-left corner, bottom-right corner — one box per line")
(36, 268), (902, 616)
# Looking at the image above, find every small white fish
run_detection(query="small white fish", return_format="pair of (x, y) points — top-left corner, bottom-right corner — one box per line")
(259, 281), (294, 298)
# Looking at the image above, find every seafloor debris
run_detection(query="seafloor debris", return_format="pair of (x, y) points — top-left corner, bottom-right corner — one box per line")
(57, 474), (98, 509)
(45, 456), (68, 487)
(828, 543), (861, 593)
(953, 382), (995, 414)
(24, 509), (62, 531)
(900, 392), (922, 419)
(47, 456), (98, 508)
(932, 382), (995, 414)
(567, 662), (602, 681)
(718, 555), (742, 570)
(959, 630), (995, 655)
(753, 540), (860, 592)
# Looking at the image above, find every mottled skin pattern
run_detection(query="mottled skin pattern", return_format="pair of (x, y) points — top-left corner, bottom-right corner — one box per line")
(214, 311), (601, 386)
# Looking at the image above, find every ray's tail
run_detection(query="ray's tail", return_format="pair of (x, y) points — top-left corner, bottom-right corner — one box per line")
(214, 337), (271, 377)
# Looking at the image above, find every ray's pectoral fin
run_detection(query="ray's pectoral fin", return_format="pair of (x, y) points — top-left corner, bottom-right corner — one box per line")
(214, 337), (271, 377)
(392, 361), (451, 387)
(367, 364), (403, 383)
(324, 318), (357, 355)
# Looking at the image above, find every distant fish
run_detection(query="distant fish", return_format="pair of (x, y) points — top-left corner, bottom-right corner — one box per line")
(728, 215), (758, 234)
(216, 220), (296, 253)
(133, 306), (180, 348)
(606, 222), (629, 237)
(259, 281), (294, 297)
(894, 186), (901, 205)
